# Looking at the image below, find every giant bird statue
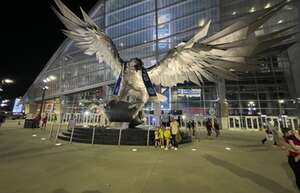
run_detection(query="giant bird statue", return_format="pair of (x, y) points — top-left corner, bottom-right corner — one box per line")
(53, 0), (296, 125)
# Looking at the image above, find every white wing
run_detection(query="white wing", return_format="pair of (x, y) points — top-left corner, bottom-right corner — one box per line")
(53, 0), (123, 76)
(148, 0), (295, 87)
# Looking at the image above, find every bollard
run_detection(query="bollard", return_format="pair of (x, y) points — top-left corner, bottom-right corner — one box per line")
(54, 121), (62, 143)
(147, 115), (151, 147)
(48, 121), (55, 140)
(118, 128), (122, 146)
(147, 127), (150, 147)
(69, 122), (75, 144)
(91, 126), (96, 145)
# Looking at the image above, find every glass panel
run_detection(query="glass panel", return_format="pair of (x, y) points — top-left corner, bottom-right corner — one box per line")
(106, 13), (155, 39)
(247, 118), (252, 129)
(106, 0), (155, 26)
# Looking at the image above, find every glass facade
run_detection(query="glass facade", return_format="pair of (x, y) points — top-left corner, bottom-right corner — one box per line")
(220, 0), (299, 117)
(24, 0), (300, 128)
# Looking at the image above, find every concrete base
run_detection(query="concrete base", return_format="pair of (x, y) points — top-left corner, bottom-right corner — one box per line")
(221, 117), (229, 130)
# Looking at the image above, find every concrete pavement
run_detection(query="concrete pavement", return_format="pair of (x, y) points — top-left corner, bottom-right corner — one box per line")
(0, 120), (298, 193)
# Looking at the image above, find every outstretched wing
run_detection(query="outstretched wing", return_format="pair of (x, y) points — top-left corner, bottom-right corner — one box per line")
(148, 0), (295, 87)
(53, 0), (123, 76)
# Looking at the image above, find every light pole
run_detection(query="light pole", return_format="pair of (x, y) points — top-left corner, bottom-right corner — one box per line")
(38, 75), (56, 117)
(39, 86), (49, 117)
(278, 99), (286, 128)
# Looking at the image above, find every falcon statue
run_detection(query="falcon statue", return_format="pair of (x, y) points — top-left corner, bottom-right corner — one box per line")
(53, 0), (296, 124)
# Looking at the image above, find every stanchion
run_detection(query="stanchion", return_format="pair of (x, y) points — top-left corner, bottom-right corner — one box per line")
(118, 128), (122, 147)
(54, 121), (62, 143)
(69, 120), (75, 144)
(147, 115), (151, 147)
(48, 121), (55, 140)
(91, 126), (96, 145)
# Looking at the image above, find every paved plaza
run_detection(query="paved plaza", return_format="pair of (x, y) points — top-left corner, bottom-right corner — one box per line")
(0, 120), (298, 193)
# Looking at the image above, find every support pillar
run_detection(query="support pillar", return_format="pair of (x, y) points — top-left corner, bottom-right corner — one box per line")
(217, 79), (229, 129)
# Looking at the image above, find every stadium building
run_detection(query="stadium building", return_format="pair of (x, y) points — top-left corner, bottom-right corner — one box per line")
(24, 0), (300, 130)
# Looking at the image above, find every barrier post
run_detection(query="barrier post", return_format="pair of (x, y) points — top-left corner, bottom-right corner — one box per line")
(91, 126), (96, 145)
(69, 119), (76, 144)
(48, 121), (55, 140)
(118, 128), (122, 147)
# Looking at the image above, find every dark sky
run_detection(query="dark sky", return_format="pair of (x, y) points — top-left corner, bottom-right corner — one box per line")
(1, 0), (97, 100)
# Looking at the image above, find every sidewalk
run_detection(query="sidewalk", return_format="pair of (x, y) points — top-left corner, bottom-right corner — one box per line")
(0, 123), (298, 193)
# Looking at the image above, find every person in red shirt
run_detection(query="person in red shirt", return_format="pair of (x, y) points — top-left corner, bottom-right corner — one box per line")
(41, 114), (48, 131)
(284, 129), (300, 190)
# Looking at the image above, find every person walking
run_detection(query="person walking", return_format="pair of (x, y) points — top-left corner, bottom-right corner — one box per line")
(170, 118), (179, 150)
(261, 121), (277, 145)
(206, 118), (212, 137)
(0, 113), (5, 128)
(41, 113), (48, 131)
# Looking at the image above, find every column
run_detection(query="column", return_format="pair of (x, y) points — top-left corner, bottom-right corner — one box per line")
(217, 79), (229, 129)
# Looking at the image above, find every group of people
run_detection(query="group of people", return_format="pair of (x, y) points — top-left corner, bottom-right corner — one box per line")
(205, 118), (220, 137)
(186, 120), (196, 137)
(154, 118), (181, 150)
(30, 113), (48, 129)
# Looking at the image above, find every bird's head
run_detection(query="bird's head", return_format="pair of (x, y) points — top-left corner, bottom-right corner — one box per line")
(128, 58), (143, 71)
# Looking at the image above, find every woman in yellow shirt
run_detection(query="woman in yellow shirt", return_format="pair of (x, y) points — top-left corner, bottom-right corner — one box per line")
(164, 127), (171, 150)
(158, 126), (165, 148)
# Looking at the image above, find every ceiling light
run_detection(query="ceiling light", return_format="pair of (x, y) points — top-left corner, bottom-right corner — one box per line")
(249, 7), (255, 13)
(264, 3), (271, 9)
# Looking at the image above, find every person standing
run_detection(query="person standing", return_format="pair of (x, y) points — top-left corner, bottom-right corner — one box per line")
(41, 113), (48, 131)
(33, 114), (41, 128)
(191, 120), (196, 137)
(158, 125), (165, 149)
(164, 127), (171, 150)
(284, 129), (300, 190)
(170, 118), (179, 150)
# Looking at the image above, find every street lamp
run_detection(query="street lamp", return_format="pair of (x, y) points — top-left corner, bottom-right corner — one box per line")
(2, 79), (14, 84)
(38, 75), (56, 116)
(0, 78), (14, 92)
(39, 86), (49, 117)
(247, 101), (256, 115)
(278, 99), (286, 128)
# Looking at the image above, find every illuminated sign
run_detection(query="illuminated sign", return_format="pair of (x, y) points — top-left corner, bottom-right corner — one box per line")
(12, 98), (23, 114)
(177, 89), (201, 97)
(160, 87), (171, 110)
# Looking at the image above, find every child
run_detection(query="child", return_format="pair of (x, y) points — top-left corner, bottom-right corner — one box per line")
(164, 127), (171, 150)
(154, 128), (160, 148)
(159, 126), (165, 148)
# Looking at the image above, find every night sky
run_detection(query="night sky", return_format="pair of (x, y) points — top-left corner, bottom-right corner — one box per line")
(1, 0), (97, 100)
